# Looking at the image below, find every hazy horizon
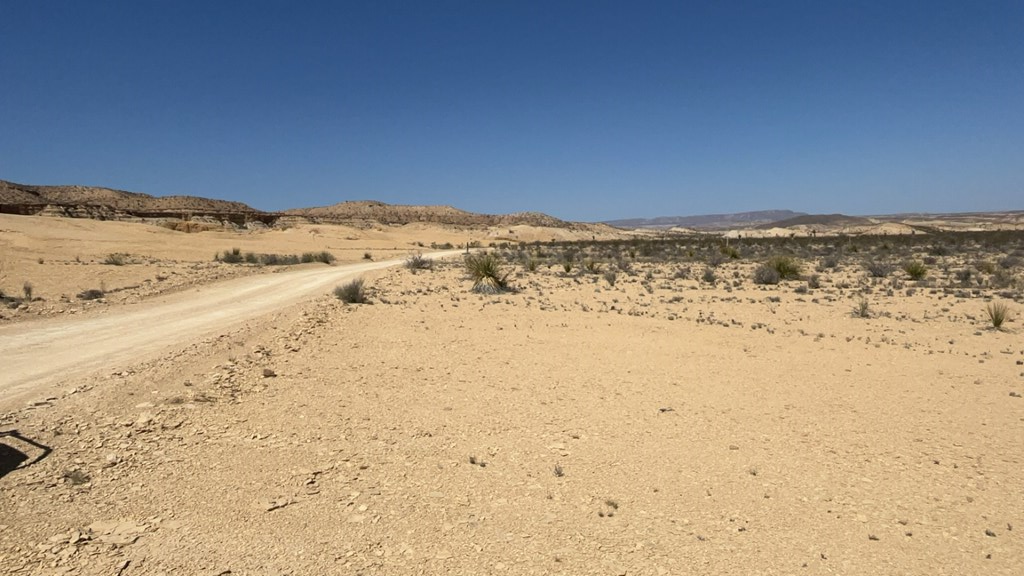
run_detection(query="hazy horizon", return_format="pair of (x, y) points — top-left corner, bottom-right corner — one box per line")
(3, 2), (1022, 221)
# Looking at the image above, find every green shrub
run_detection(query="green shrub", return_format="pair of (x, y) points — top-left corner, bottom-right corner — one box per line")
(720, 244), (740, 259)
(985, 301), (1009, 330)
(767, 256), (802, 280)
(334, 278), (367, 304)
(903, 260), (928, 280)
(465, 253), (510, 294)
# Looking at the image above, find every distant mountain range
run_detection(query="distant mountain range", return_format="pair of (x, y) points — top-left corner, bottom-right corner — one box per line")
(605, 210), (806, 230)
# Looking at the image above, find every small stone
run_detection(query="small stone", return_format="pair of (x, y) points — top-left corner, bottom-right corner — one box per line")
(728, 445), (739, 451)
(262, 368), (276, 378)
(985, 529), (997, 537)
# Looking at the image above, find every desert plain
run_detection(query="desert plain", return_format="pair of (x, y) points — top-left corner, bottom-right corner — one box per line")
(1, 212), (1023, 576)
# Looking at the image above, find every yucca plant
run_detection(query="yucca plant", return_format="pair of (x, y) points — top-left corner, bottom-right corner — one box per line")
(465, 253), (510, 294)
(852, 297), (871, 318)
(985, 301), (1009, 330)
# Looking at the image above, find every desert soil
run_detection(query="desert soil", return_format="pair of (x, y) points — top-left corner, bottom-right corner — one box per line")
(1, 216), (1023, 575)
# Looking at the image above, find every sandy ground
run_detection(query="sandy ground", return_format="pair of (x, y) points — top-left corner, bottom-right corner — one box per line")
(1, 217), (1023, 575)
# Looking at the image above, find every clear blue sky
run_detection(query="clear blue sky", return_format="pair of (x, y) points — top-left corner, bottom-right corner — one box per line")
(2, 1), (1022, 221)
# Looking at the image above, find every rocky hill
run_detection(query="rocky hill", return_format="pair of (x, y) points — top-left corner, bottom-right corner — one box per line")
(606, 210), (805, 230)
(0, 179), (595, 232)
(284, 202), (578, 229)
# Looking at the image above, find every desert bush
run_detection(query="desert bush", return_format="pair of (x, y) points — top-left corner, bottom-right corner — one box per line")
(22, 281), (33, 301)
(525, 258), (539, 272)
(720, 244), (740, 259)
(276, 254), (303, 265)
(998, 255), (1020, 269)
(562, 261), (573, 274)
(302, 251), (337, 264)
(705, 251), (725, 268)
(104, 253), (127, 266)
(334, 278), (367, 304)
(77, 288), (105, 300)
(985, 301), (1009, 330)
(405, 253), (432, 271)
(603, 270), (618, 286)
(702, 267), (717, 284)
(865, 260), (893, 278)
(821, 255), (840, 269)
(807, 274), (821, 289)
(465, 253), (510, 294)
(583, 259), (602, 274)
(753, 264), (780, 285)
(767, 256), (802, 280)
(991, 269), (1016, 289)
(903, 260), (928, 280)
(954, 268), (974, 286)
(363, 252), (373, 260)
(852, 298), (871, 318)
(245, 252), (259, 264)
(219, 248), (244, 264)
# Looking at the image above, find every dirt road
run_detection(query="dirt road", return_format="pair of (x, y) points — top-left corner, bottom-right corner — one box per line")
(0, 251), (461, 404)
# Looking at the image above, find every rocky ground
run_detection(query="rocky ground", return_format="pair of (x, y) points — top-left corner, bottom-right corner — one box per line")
(2, 248), (1022, 575)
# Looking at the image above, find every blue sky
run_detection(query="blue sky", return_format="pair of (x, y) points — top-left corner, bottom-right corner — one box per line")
(2, 1), (1022, 221)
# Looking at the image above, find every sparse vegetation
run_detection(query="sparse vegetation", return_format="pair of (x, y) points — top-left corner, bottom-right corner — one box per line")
(753, 264), (780, 285)
(603, 270), (618, 286)
(405, 253), (433, 271)
(985, 301), (1009, 330)
(767, 256), (802, 280)
(22, 281), (33, 301)
(104, 253), (127, 266)
(903, 260), (928, 280)
(865, 260), (893, 278)
(301, 251), (336, 264)
(77, 288), (105, 301)
(216, 249), (335, 266)
(853, 297), (871, 318)
(334, 278), (367, 304)
(465, 253), (511, 294)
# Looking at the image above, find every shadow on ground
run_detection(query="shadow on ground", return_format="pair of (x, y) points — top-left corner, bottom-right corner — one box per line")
(0, 430), (51, 480)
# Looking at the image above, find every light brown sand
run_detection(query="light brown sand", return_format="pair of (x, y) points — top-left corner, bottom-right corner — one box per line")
(1, 217), (1022, 575)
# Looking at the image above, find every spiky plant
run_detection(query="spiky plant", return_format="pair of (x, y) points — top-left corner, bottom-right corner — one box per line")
(985, 301), (1010, 330)
(465, 253), (510, 294)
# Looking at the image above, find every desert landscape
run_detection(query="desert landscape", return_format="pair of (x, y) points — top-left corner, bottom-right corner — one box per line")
(1, 182), (1022, 575)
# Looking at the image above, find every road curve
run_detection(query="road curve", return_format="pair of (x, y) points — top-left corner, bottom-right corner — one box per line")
(0, 251), (463, 404)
